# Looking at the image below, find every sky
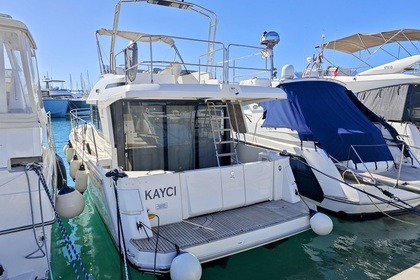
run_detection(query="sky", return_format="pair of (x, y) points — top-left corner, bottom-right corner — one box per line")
(2, 0), (419, 90)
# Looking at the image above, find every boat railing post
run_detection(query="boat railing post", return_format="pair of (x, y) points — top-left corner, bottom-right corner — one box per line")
(89, 125), (99, 164)
(395, 142), (405, 187)
(350, 145), (376, 183)
(149, 36), (154, 83)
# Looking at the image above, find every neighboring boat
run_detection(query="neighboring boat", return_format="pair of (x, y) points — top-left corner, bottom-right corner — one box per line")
(0, 13), (57, 279)
(41, 78), (89, 117)
(41, 78), (70, 117)
(307, 29), (420, 159)
(243, 67), (420, 217)
(68, 0), (332, 278)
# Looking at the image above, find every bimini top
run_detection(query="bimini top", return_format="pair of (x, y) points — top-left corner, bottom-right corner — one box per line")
(317, 29), (420, 54)
(96, 28), (175, 47)
(260, 80), (394, 163)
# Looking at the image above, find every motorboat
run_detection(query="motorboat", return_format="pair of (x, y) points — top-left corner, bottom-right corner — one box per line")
(67, 0), (332, 278)
(306, 29), (420, 159)
(0, 12), (87, 280)
(0, 13), (57, 279)
(243, 65), (420, 218)
(41, 78), (70, 117)
(41, 77), (89, 117)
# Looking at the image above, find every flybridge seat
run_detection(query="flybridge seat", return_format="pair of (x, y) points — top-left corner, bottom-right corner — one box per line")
(324, 66), (353, 77)
(239, 77), (271, 87)
(127, 64), (221, 85)
(178, 71), (221, 84)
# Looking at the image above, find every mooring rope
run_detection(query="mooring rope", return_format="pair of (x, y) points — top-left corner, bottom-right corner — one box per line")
(342, 169), (418, 226)
(106, 169), (131, 280)
(105, 169), (182, 279)
(26, 163), (91, 280)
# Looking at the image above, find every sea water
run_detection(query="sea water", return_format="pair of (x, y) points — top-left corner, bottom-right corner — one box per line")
(50, 118), (420, 280)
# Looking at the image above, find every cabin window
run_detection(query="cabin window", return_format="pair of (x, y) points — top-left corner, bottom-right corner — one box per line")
(0, 31), (33, 114)
(409, 84), (420, 124)
(111, 100), (236, 172)
(25, 38), (41, 109)
(91, 105), (102, 131)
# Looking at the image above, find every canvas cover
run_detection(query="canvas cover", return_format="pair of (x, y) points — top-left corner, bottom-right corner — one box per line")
(357, 85), (412, 122)
(317, 29), (420, 54)
(260, 80), (394, 163)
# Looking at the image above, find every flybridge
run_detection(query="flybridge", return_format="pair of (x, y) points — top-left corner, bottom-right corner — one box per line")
(68, 1), (335, 278)
(96, 0), (280, 85)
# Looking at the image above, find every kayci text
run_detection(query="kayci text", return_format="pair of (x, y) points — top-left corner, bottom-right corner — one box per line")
(145, 186), (177, 200)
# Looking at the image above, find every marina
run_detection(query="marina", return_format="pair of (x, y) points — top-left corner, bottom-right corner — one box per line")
(1, 0), (420, 279)
(65, 1), (335, 277)
(51, 118), (420, 280)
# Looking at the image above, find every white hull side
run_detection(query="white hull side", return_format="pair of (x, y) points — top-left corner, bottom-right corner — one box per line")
(0, 225), (52, 280)
(74, 131), (312, 273)
(243, 122), (420, 215)
(0, 168), (55, 279)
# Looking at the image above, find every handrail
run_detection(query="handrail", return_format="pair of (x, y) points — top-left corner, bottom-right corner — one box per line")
(226, 44), (272, 83)
(349, 145), (377, 182)
(69, 109), (111, 165)
(347, 142), (413, 187)
(99, 28), (274, 84)
(90, 124), (99, 165)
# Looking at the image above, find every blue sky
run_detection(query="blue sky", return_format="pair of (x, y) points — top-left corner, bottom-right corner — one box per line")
(3, 0), (419, 89)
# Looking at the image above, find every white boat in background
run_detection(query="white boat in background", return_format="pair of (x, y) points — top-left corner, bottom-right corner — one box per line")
(243, 69), (420, 218)
(0, 13), (57, 279)
(305, 29), (420, 159)
(67, 0), (332, 278)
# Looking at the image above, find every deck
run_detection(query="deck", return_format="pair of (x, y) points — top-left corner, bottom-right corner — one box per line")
(131, 200), (309, 253)
(360, 166), (420, 194)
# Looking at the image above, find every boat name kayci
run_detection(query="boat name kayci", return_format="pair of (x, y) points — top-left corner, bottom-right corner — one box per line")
(145, 186), (177, 200)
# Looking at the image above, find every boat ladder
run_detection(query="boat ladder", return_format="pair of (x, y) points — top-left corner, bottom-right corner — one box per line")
(207, 102), (239, 166)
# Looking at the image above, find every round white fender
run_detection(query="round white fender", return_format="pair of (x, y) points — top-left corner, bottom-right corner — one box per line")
(66, 145), (75, 163)
(310, 210), (333, 236)
(69, 155), (81, 179)
(170, 252), (202, 280)
(75, 164), (88, 193)
(55, 184), (85, 219)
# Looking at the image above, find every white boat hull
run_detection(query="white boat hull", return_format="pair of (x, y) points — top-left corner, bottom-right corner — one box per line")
(243, 117), (420, 216)
(0, 225), (53, 280)
(0, 162), (56, 280)
(71, 127), (314, 274)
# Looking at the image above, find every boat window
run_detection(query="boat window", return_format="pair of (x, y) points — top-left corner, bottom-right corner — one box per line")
(91, 105), (102, 131)
(357, 84), (410, 122)
(25, 38), (41, 109)
(409, 84), (420, 124)
(112, 100), (232, 171)
(0, 30), (33, 114)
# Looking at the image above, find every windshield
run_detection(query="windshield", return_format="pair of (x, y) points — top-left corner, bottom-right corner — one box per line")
(110, 100), (237, 171)
(0, 28), (35, 114)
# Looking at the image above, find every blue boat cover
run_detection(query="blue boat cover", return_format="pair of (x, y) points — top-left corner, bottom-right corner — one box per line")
(260, 80), (393, 163)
